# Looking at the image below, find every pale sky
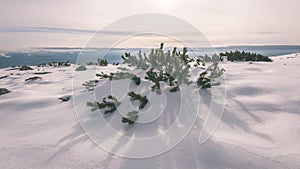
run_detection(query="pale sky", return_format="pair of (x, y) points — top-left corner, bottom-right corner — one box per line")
(0, 0), (299, 50)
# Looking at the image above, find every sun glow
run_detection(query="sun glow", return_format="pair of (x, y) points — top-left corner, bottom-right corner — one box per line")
(157, 0), (177, 6)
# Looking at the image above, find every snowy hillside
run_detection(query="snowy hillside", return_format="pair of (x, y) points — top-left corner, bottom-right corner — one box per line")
(0, 53), (299, 169)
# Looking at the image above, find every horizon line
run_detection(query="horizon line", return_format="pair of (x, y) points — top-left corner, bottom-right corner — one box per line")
(1, 44), (300, 52)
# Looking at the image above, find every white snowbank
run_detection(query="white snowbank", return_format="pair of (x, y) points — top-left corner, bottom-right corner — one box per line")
(0, 53), (299, 169)
(0, 52), (10, 58)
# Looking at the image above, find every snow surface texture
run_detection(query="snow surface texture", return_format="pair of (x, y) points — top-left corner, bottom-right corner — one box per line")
(0, 53), (299, 169)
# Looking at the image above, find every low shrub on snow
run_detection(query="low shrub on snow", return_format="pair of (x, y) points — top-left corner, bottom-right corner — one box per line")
(219, 50), (272, 62)
(84, 43), (225, 125)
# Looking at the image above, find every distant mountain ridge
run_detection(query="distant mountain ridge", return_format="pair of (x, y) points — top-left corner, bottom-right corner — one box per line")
(1, 45), (300, 68)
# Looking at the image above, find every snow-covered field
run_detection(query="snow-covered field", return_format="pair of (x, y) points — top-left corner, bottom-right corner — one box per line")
(0, 53), (299, 169)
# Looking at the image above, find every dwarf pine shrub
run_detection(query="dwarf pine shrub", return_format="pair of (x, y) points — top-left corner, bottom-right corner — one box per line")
(220, 50), (272, 62)
(86, 95), (121, 115)
(85, 43), (225, 126)
(97, 58), (108, 66)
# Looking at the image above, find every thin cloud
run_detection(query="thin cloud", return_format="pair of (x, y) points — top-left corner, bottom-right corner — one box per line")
(0, 27), (134, 35)
(0, 27), (94, 34)
(0, 26), (210, 37)
(257, 31), (282, 35)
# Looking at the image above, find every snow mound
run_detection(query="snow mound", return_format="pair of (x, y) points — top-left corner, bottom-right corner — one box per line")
(0, 53), (300, 169)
